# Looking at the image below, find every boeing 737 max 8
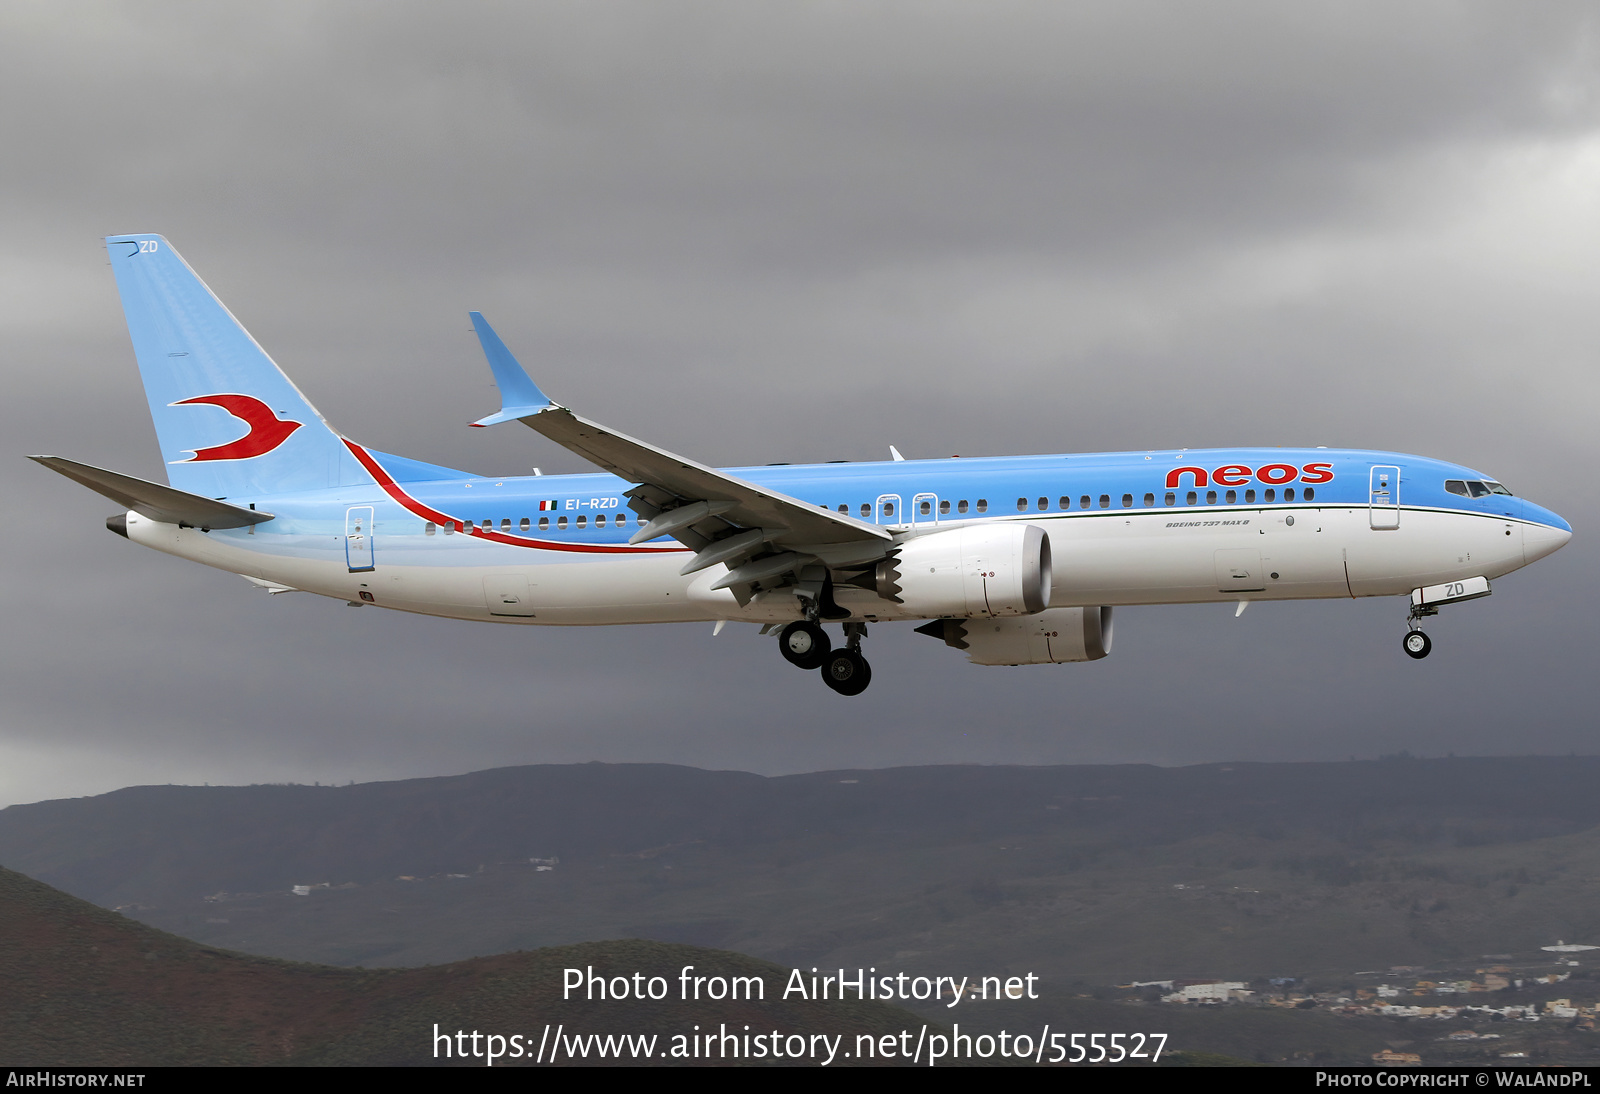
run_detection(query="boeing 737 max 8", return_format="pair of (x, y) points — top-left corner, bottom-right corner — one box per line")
(32, 236), (1573, 695)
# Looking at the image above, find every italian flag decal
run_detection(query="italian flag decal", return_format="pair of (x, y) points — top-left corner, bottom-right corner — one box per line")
(538, 500), (559, 511)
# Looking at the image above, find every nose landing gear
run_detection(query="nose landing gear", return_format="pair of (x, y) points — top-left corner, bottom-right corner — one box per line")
(777, 620), (873, 694)
(1403, 601), (1436, 660)
(1397, 578), (1492, 661)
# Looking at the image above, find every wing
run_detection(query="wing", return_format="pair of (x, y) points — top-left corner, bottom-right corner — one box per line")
(466, 313), (891, 606)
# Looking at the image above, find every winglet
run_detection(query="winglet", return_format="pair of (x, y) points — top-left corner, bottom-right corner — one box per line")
(468, 312), (555, 427)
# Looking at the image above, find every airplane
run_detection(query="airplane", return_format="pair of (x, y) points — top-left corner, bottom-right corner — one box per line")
(32, 235), (1572, 696)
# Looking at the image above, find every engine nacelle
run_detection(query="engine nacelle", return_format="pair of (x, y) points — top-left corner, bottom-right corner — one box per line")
(877, 523), (1051, 618)
(917, 606), (1114, 665)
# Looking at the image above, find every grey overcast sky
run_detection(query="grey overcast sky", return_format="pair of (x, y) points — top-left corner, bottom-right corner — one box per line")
(2, 2), (1597, 808)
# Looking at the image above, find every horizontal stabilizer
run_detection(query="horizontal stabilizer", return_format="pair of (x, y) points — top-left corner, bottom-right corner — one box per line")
(30, 456), (274, 529)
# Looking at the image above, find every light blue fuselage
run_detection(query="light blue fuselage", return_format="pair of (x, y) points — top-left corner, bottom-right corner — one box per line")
(131, 445), (1569, 626)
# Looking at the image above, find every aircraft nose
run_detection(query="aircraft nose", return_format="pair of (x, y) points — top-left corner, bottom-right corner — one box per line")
(1523, 517), (1572, 565)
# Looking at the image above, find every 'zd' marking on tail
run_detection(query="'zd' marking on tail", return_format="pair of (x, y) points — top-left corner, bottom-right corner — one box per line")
(171, 394), (303, 462)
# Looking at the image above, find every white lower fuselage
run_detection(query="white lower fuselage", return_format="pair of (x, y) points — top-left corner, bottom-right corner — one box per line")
(125, 502), (1558, 626)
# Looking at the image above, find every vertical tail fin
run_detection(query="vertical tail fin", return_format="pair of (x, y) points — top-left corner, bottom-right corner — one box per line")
(105, 235), (371, 498)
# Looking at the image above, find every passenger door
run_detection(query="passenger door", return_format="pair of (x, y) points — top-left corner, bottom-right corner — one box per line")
(1369, 466), (1400, 529)
(345, 506), (375, 572)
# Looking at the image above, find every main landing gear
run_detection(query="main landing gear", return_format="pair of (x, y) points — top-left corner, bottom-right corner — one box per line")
(777, 621), (873, 695)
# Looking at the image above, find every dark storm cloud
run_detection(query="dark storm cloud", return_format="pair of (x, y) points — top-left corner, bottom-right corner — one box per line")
(2, 2), (1597, 805)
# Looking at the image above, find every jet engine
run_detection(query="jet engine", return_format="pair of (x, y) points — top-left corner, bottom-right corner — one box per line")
(916, 606), (1114, 666)
(865, 523), (1051, 618)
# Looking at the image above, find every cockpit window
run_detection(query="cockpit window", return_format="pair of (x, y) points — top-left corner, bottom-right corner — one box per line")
(1447, 479), (1511, 498)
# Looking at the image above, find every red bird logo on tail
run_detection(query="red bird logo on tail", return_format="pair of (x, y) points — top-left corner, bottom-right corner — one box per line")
(173, 394), (303, 461)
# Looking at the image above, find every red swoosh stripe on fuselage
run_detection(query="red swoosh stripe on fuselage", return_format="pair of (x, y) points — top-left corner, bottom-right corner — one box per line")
(342, 439), (675, 555)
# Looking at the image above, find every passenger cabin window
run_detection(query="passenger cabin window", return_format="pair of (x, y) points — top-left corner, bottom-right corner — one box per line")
(443, 523), (454, 535)
(1164, 492), (1175, 506)
(501, 518), (511, 531)
(958, 500), (969, 514)
(1264, 488), (1275, 502)
(1284, 488), (1295, 502)
(976, 499), (988, 513)
(838, 504), (848, 513)
(920, 500), (932, 515)
(860, 503), (870, 518)
(881, 501), (894, 517)
(558, 516), (568, 529)
(539, 516), (550, 530)
(1206, 490), (1217, 505)
(596, 514), (607, 527)
(425, 522), (436, 535)
(1059, 496), (1070, 510)
(576, 515), (587, 529)
(1186, 491), (1197, 505)
(1037, 497), (1048, 511)
(1017, 497), (1028, 512)
(1225, 490), (1236, 504)
(939, 500), (950, 514)
(1121, 493), (1133, 508)
(520, 517), (530, 531)
(1303, 487), (1315, 501)
(1144, 493), (1155, 507)
(1245, 489), (1256, 503)
(1079, 495), (1090, 510)
(1099, 494), (1110, 509)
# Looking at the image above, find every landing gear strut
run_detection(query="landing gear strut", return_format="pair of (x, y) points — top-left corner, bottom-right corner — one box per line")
(821, 623), (872, 696)
(776, 621), (872, 695)
(1404, 604), (1435, 660)
(774, 623), (876, 690)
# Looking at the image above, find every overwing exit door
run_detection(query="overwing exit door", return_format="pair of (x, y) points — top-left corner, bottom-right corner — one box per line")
(875, 494), (905, 530)
(346, 506), (375, 571)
